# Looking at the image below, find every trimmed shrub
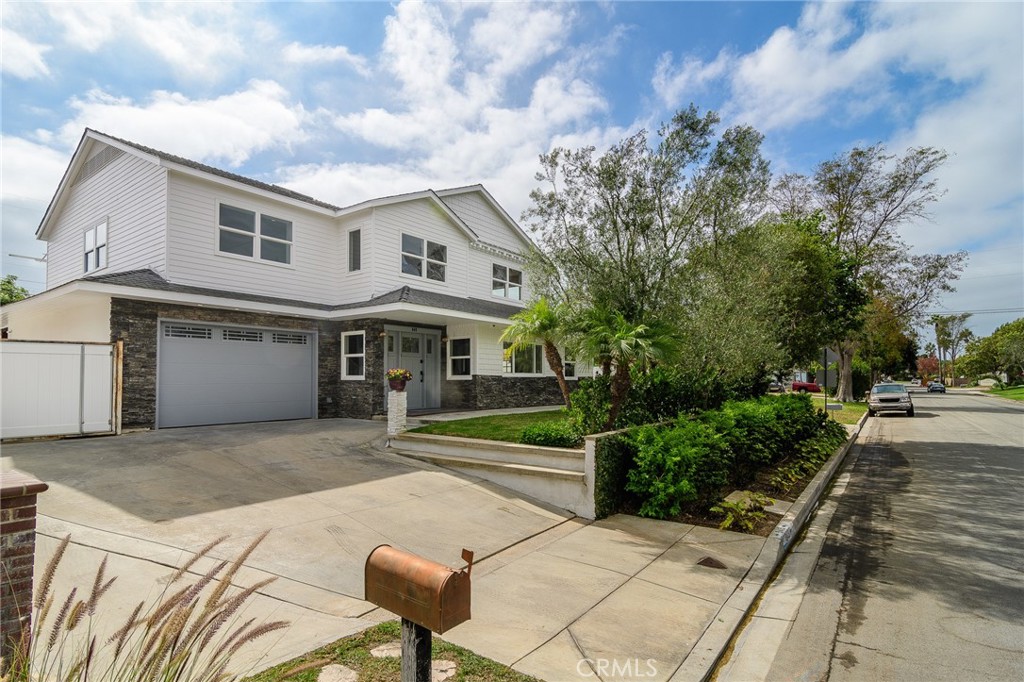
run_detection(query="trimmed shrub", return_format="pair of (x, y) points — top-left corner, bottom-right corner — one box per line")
(625, 419), (732, 518)
(593, 433), (639, 519)
(519, 421), (583, 448)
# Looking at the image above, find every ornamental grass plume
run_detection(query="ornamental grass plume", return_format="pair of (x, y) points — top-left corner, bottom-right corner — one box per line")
(2, 533), (304, 682)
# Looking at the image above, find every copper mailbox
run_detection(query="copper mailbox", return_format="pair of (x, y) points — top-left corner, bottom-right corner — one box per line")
(364, 545), (474, 634)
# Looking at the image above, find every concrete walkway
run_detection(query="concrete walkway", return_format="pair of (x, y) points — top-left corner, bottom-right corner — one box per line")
(1, 417), (827, 680)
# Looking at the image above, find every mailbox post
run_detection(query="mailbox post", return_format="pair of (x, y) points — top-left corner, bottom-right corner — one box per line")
(365, 545), (474, 682)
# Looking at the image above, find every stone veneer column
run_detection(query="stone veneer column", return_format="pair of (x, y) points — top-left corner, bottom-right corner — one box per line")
(0, 471), (49, 670)
(387, 389), (408, 437)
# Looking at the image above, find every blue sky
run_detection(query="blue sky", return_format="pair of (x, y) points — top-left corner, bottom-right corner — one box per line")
(2, 1), (1021, 337)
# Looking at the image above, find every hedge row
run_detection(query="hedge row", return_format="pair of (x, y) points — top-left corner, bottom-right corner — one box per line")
(624, 393), (847, 519)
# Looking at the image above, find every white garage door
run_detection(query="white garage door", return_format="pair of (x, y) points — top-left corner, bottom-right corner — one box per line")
(158, 322), (315, 428)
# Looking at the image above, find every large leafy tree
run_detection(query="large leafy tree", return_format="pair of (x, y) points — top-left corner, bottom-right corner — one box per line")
(1, 275), (29, 305)
(524, 104), (770, 322)
(961, 318), (1024, 382)
(773, 145), (967, 400)
(930, 313), (973, 385)
(500, 297), (573, 408)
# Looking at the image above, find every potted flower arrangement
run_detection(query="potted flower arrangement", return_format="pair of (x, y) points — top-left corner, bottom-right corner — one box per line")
(386, 368), (413, 391)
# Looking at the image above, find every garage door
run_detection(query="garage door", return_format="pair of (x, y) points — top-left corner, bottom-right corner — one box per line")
(158, 322), (315, 428)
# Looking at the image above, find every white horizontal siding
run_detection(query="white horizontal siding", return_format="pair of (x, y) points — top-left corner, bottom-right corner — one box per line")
(337, 215), (374, 303)
(45, 147), (168, 289)
(369, 200), (470, 298)
(165, 174), (340, 304)
(441, 192), (527, 253)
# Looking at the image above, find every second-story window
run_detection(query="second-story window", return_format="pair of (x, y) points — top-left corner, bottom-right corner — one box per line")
(348, 229), (361, 272)
(401, 234), (446, 282)
(84, 220), (108, 273)
(218, 203), (292, 265)
(492, 265), (522, 300)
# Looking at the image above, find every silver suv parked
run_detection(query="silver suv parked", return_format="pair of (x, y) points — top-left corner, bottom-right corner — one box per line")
(868, 383), (915, 417)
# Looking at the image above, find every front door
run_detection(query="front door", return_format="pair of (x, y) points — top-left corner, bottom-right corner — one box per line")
(385, 329), (440, 410)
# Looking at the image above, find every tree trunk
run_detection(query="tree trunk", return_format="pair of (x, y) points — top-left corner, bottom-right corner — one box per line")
(604, 363), (632, 432)
(834, 340), (857, 402)
(543, 342), (572, 409)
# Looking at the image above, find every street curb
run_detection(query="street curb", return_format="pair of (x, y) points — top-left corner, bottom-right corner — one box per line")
(679, 411), (869, 682)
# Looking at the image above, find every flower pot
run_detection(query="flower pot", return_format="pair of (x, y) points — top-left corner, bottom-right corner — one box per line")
(389, 379), (407, 392)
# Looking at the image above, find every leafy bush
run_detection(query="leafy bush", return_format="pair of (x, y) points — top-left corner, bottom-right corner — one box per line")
(625, 420), (732, 518)
(711, 492), (773, 533)
(623, 392), (844, 519)
(593, 433), (639, 519)
(519, 420), (583, 448)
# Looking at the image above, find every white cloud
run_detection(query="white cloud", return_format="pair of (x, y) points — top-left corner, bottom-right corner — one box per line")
(0, 28), (52, 79)
(468, 3), (569, 80)
(652, 49), (733, 107)
(55, 81), (311, 167)
(0, 136), (71, 205)
(282, 42), (370, 76)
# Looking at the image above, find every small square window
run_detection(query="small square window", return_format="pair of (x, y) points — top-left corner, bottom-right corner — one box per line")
(493, 264), (523, 300)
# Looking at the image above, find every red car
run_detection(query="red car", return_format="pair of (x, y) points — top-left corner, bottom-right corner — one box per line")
(791, 380), (822, 394)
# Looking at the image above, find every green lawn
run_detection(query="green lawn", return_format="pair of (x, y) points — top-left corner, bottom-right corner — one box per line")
(247, 621), (538, 682)
(988, 385), (1024, 401)
(808, 394), (868, 425)
(410, 410), (569, 442)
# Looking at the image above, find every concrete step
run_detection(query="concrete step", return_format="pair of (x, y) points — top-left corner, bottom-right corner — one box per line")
(392, 432), (584, 472)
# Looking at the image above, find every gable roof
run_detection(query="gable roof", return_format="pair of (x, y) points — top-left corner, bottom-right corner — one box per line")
(37, 130), (529, 247)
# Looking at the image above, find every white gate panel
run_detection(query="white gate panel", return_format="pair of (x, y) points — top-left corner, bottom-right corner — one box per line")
(0, 342), (114, 439)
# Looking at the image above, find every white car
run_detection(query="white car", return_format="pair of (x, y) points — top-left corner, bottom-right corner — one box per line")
(868, 383), (915, 417)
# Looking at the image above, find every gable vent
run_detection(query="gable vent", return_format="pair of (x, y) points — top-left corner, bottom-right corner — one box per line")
(164, 325), (213, 340)
(272, 332), (308, 345)
(223, 329), (263, 342)
(74, 147), (125, 186)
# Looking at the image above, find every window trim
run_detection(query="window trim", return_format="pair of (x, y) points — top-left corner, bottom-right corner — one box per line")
(83, 220), (108, 274)
(448, 338), (472, 379)
(216, 201), (294, 267)
(341, 331), (366, 380)
(492, 264), (523, 300)
(400, 233), (447, 282)
(502, 342), (544, 376)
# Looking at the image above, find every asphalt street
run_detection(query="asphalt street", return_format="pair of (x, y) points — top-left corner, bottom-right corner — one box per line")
(737, 391), (1024, 681)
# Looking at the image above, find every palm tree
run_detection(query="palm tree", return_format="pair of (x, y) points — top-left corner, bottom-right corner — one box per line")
(573, 308), (677, 431)
(500, 297), (573, 408)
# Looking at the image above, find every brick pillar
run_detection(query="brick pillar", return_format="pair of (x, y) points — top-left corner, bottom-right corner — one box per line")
(1, 471), (49, 669)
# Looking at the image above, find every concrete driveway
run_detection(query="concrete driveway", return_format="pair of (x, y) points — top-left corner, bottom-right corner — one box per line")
(2, 420), (573, 668)
(3, 418), (775, 681)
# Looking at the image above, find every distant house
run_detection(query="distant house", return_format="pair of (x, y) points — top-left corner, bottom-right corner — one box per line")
(2, 129), (581, 430)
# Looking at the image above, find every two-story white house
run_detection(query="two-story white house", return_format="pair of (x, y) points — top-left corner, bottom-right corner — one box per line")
(2, 129), (580, 430)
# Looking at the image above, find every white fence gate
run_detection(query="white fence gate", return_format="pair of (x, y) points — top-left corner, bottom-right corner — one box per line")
(0, 341), (121, 439)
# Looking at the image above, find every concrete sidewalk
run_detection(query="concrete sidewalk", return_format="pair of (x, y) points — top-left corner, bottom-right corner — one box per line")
(3, 417), (861, 680)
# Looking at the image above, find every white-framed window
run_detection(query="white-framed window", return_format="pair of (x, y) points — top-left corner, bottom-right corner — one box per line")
(84, 220), (108, 273)
(503, 342), (543, 375)
(341, 331), (365, 379)
(348, 229), (361, 272)
(449, 338), (471, 378)
(563, 354), (576, 379)
(492, 264), (522, 300)
(401, 233), (446, 282)
(218, 203), (292, 265)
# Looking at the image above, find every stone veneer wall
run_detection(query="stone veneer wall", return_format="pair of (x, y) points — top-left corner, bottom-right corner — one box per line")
(454, 375), (571, 410)
(336, 319), (387, 419)
(0, 471), (49, 671)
